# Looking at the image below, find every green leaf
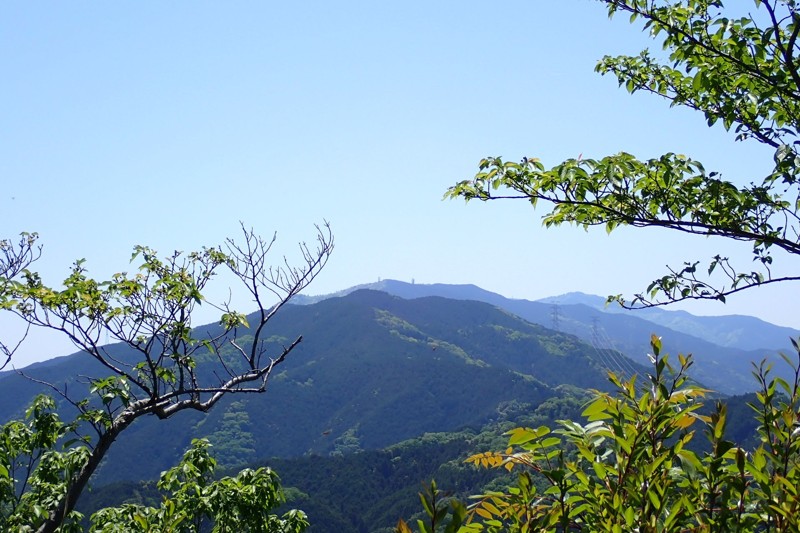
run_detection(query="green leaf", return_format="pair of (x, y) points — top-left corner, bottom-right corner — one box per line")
(582, 399), (611, 421)
(506, 427), (540, 445)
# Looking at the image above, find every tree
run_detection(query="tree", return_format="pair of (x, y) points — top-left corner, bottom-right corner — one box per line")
(90, 438), (309, 532)
(395, 481), (467, 533)
(1, 400), (309, 532)
(400, 337), (800, 532)
(446, 0), (800, 308)
(0, 224), (333, 532)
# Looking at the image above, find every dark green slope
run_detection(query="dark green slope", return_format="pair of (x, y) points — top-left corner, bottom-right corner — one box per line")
(265, 432), (499, 533)
(311, 280), (788, 394)
(78, 392), (593, 533)
(2, 289), (629, 485)
(338, 290), (622, 390)
(76, 391), (762, 533)
(76, 430), (501, 533)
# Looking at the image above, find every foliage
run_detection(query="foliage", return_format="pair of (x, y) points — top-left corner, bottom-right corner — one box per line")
(77, 415), (564, 532)
(1, 399), (307, 533)
(0, 395), (85, 532)
(400, 335), (800, 532)
(0, 224), (332, 532)
(90, 438), (308, 533)
(395, 481), (467, 533)
(434, 3), (800, 529)
(446, 0), (800, 308)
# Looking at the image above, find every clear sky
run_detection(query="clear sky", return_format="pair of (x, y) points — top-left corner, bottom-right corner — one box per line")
(1, 1), (795, 367)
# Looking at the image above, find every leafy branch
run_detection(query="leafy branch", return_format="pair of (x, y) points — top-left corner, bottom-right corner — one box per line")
(0, 224), (333, 533)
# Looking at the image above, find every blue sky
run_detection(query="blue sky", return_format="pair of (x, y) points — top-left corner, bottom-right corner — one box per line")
(1, 1), (794, 366)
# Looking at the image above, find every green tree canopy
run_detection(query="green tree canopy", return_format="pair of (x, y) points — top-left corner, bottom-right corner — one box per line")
(90, 438), (309, 533)
(447, 0), (800, 308)
(399, 338), (800, 532)
(0, 224), (332, 532)
(404, 1), (800, 531)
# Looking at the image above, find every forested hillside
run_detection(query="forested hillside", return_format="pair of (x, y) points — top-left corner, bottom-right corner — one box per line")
(0, 289), (639, 486)
(295, 280), (793, 394)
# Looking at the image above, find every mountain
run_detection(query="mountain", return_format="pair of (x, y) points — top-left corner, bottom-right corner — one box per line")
(297, 280), (792, 395)
(76, 385), (601, 533)
(292, 280), (512, 308)
(0, 289), (637, 485)
(538, 291), (800, 352)
(4, 283), (778, 532)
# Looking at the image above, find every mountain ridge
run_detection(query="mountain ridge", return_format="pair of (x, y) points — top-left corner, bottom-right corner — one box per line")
(0, 289), (632, 485)
(537, 291), (799, 351)
(295, 280), (796, 394)
(298, 282), (798, 352)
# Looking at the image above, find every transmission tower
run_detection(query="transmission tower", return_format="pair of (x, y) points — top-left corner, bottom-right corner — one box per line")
(550, 304), (561, 332)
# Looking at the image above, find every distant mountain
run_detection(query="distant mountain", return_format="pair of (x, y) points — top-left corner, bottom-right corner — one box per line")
(302, 281), (798, 353)
(291, 280), (508, 307)
(296, 280), (793, 394)
(538, 291), (799, 352)
(0, 289), (635, 485)
(3, 280), (789, 493)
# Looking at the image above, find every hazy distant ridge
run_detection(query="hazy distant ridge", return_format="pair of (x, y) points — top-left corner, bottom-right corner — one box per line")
(538, 291), (799, 352)
(300, 281), (799, 353)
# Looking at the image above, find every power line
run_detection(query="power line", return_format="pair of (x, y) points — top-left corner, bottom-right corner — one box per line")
(588, 316), (639, 380)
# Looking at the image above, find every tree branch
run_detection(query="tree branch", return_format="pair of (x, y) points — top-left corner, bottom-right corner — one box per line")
(19, 225), (332, 532)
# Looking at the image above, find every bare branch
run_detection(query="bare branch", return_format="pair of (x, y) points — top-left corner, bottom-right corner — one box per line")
(0, 234), (42, 369)
(226, 222), (334, 367)
(0, 321), (30, 372)
(0, 233), (41, 281)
